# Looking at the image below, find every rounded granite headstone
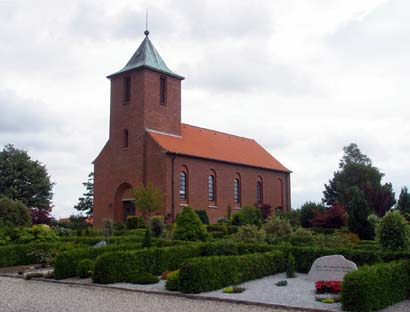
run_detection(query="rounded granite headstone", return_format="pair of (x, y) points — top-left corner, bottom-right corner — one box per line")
(307, 255), (357, 281)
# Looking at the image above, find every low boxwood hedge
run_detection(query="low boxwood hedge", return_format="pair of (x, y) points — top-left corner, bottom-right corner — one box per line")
(178, 251), (285, 293)
(341, 260), (410, 311)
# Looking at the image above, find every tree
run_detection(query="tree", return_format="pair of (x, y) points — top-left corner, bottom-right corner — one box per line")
(74, 172), (94, 216)
(299, 202), (325, 228)
(173, 206), (208, 241)
(0, 195), (31, 227)
(323, 143), (395, 216)
(230, 205), (263, 226)
(397, 187), (410, 215)
(132, 184), (163, 220)
(30, 206), (54, 225)
(347, 187), (374, 240)
(377, 210), (410, 250)
(0, 144), (53, 210)
(311, 203), (347, 229)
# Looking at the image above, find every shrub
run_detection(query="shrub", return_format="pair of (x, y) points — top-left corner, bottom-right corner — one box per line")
(179, 251), (285, 293)
(230, 205), (262, 226)
(377, 210), (410, 251)
(127, 271), (159, 284)
(195, 210), (210, 225)
(76, 259), (94, 278)
(17, 224), (59, 244)
(173, 206), (208, 241)
(133, 184), (163, 219)
(232, 224), (266, 243)
(311, 203), (348, 229)
(263, 217), (292, 243)
(149, 216), (164, 238)
(289, 228), (314, 246)
(102, 219), (113, 237)
(341, 260), (410, 311)
(299, 202), (325, 228)
(165, 270), (180, 291)
(286, 253), (296, 278)
(126, 216), (145, 230)
(142, 228), (152, 248)
(0, 196), (31, 227)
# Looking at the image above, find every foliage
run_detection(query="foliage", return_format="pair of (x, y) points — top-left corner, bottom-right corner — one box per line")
(397, 186), (410, 215)
(53, 226), (74, 237)
(149, 216), (164, 238)
(74, 172), (94, 216)
(102, 218), (113, 237)
(142, 228), (152, 248)
(255, 203), (272, 220)
(165, 270), (180, 291)
(323, 143), (395, 217)
(178, 251), (285, 293)
(222, 286), (245, 293)
(126, 216), (145, 230)
(276, 209), (301, 227)
(195, 210), (210, 225)
(0, 195), (31, 227)
(173, 206), (208, 242)
(289, 228), (314, 246)
(341, 261), (410, 312)
(311, 203), (347, 229)
(347, 187), (374, 240)
(128, 271), (159, 284)
(67, 215), (92, 232)
(286, 253), (296, 278)
(230, 205), (262, 226)
(30, 206), (54, 225)
(17, 224), (59, 244)
(0, 144), (53, 210)
(232, 225), (266, 243)
(133, 184), (163, 219)
(377, 210), (410, 251)
(76, 259), (94, 278)
(263, 217), (292, 243)
(299, 202), (325, 227)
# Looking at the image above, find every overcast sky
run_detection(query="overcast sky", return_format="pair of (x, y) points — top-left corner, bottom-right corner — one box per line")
(1, 0), (409, 218)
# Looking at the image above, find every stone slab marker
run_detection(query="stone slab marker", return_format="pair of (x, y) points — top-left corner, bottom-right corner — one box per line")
(307, 255), (357, 281)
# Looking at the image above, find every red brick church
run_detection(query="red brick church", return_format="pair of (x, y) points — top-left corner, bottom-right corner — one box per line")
(93, 30), (291, 227)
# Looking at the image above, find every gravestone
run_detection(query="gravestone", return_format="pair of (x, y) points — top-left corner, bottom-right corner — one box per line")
(92, 240), (107, 248)
(307, 255), (357, 281)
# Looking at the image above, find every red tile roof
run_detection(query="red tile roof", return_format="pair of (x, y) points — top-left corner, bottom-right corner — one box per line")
(148, 124), (290, 172)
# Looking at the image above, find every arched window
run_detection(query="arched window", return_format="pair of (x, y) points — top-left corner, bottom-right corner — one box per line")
(123, 129), (129, 149)
(256, 176), (263, 204)
(208, 175), (215, 202)
(233, 173), (241, 205)
(179, 172), (187, 199)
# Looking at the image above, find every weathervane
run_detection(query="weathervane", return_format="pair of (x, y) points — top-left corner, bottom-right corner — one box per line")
(144, 8), (149, 36)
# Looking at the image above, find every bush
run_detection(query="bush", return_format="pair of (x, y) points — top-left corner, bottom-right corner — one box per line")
(286, 253), (296, 278)
(300, 202), (325, 228)
(127, 271), (159, 284)
(102, 219), (113, 237)
(289, 228), (314, 246)
(173, 206), (208, 241)
(126, 216), (145, 230)
(142, 228), (152, 248)
(17, 224), (59, 244)
(230, 205), (262, 226)
(149, 216), (164, 238)
(377, 210), (410, 251)
(263, 217), (292, 244)
(341, 260), (410, 311)
(76, 259), (94, 278)
(232, 224), (266, 243)
(165, 270), (180, 291)
(179, 251), (285, 293)
(195, 210), (210, 225)
(0, 196), (31, 227)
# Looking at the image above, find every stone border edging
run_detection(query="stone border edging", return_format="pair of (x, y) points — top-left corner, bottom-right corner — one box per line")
(0, 273), (335, 312)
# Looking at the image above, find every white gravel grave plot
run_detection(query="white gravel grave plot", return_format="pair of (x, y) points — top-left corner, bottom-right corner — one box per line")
(197, 273), (342, 311)
(110, 278), (170, 292)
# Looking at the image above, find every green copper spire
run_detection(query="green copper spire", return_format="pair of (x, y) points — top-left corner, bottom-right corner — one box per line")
(108, 31), (184, 80)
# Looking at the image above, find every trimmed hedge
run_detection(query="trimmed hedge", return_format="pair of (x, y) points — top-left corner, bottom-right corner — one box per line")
(179, 251), (285, 293)
(341, 260), (410, 311)
(93, 245), (203, 284)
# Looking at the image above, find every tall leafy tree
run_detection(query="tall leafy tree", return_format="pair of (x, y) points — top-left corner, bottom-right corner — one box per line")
(397, 187), (410, 215)
(323, 143), (395, 217)
(0, 144), (53, 210)
(74, 172), (94, 216)
(133, 184), (163, 220)
(347, 187), (374, 240)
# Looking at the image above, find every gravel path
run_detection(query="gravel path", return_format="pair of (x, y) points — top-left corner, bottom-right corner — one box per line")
(0, 277), (305, 312)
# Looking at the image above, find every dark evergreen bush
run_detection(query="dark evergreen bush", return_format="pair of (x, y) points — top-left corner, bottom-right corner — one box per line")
(165, 270), (180, 291)
(142, 228), (152, 248)
(195, 210), (210, 225)
(76, 258), (94, 278)
(149, 216), (164, 238)
(126, 216), (145, 230)
(173, 206), (208, 241)
(341, 260), (410, 311)
(179, 251), (285, 293)
(286, 253), (296, 278)
(127, 271), (159, 284)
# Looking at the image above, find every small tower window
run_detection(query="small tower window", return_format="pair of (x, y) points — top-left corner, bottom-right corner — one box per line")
(123, 129), (129, 149)
(123, 76), (131, 103)
(160, 76), (167, 105)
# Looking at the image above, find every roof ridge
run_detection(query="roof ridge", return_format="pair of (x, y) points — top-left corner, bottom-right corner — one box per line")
(182, 123), (255, 142)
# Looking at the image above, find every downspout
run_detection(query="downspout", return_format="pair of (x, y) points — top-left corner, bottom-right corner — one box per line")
(171, 153), (176, 222)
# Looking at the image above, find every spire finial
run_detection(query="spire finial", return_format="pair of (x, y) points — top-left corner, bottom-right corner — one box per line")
(144, 8), (149, 36)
